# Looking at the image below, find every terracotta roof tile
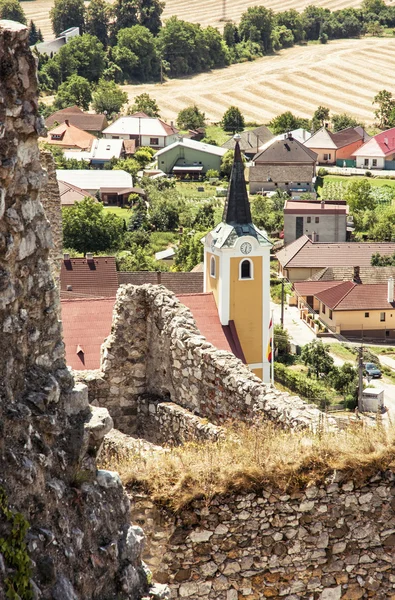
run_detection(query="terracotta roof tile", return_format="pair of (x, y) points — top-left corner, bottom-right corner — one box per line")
(61, 297), (115, 370)
(118, 272), (203, 294)
(315, 281), (356, 309)
(47, 122), (96, 150)
(313, 266), (395, 284)
(293, 281), (346, 296)
(45, 107), (108, 132)
(61, 256), (118, 298)
(315, 283), (395, 311)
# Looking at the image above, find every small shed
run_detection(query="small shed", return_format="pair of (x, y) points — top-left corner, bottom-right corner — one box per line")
(360, 388), (384, 413)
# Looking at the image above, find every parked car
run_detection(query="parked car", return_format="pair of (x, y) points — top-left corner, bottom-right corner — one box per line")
(364, 362), (382, 378)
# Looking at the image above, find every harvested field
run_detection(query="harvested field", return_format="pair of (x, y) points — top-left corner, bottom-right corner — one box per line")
(122, 37), (395, 125)
(23, 0), (385, 41)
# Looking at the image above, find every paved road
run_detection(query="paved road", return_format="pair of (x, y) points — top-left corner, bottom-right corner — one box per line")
(271, 302), (316, 346)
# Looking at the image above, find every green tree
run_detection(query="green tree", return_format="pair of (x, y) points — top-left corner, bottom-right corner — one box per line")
(223, 22), (239, 47)
(92, 79), (128, 115)
(53, 75), (92, 110)
(62, 197), (125, 253)
(28, 20), (40, 44)
(50, 0), (85, 36)
(301, 340), (334, 378)
(113, 157), (141, 177)
(271, 25), (294, 50)
(177, 105), (205, 130)
(276, 9), (304, 43)
(134, 146), (155, 167)
(362, 0), (386, 14)
(251, 193), (285, 232)
(111, 0), (139, 38)
(55, 34), (106, 83)
(150, 199), (180, 231)
(85, 0), (110, 46)
(140, 0), (164, 35)
(221, 106), (245, 133)
(274, 324), (291, 359)
(116, 247), (167, 271)
(204, 26), (229, 68)
(269, 111), (309, 134)
(367, 21), (384, 36)
(174, 229), (205, 271)
(239, 6), (274, 53)
(128, 92), (160, 117)
(329, 363), (358, 395)
(344, 179), (375, 213)
(115, 26), (159, 80)
(332, 113), (361, 132)
(368, 206), (395, 241)
(157, 16), (207, 77)
(312, 106), (330, 131)
(373, 89), (395, 128)
(192, 202), (215, 230)
(128, 196), (149, 230)
(0, 0), (26, 23)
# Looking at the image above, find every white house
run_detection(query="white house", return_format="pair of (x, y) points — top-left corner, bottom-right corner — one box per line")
(102, 113), (179, 150)
(353, 128), (395, 170)
(56, 169), (134, 206)
(64, 139), (125, 167)
(34, 27), (80, 56)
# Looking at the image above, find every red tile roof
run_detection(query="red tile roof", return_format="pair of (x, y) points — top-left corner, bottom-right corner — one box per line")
(61, 297), (115, 370)
(47, 121), (97, 150)
(316, 282), (395, 311)
(118, 271), (203, 294)
(293, 281), (346, 296)
(277, 236), (395, 268)
(314, 281), (356, 309)
(45, 106), (108, 133)
(60, 256), (118, 298)
(284, 200), (348, 215)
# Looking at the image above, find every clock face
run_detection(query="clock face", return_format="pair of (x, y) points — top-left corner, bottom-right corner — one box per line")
(240, 242), (252, 255)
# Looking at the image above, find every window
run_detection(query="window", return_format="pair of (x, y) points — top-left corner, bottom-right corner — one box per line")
(315, 234), (319, 241)
(210, 256), (216, 278)
(364, 158), (369, 167)
(150, 137), (159, 145)
(386, 330), (390, 337)
(307, 216), (311, 223)
(372, 159), (377, 167)
(329, 309), (333, 319)
(323, 153), (331, 161)
(380, 312), (386, 322)
(51, 134), (62, 140)
(240, 259), (253, 280)
(322, 304), (326, 314)
(365, 312), (369, 318)
(315, 216), (319, 223)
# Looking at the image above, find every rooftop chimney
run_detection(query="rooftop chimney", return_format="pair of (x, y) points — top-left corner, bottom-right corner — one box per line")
(65, 119), (70, 126)
(385, 137), (389, 146)
(86, 253), (93, 261)
(388, 276), (394, 303)
(321, 200), (325, 209)
(353, 266), (361, 284)
(64, 252), (70, 260)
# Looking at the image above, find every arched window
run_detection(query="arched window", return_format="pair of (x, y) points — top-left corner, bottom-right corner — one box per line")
(240, 259), (253, 280)
(210, 255), (216, 278)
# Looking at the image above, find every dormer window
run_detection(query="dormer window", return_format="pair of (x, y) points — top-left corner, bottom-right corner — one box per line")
(240, 259), (253, 280)
(210, 256), (216, 278)
(51, 133), (62, 140)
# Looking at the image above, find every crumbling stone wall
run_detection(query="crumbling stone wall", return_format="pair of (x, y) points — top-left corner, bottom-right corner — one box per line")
(130, 470), (395, 600)
(0, 20), (154, 600)
(77, 284), (334, 435)
(39, 150), (63, 282)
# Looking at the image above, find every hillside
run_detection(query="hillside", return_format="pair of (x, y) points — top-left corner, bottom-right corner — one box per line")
(122, 37), (395, 125)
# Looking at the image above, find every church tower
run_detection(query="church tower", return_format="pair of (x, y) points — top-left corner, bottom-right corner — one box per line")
(204, 136), (272, 382)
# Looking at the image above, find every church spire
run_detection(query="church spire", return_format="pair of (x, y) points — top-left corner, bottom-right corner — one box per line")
(222, 135), (252, 226)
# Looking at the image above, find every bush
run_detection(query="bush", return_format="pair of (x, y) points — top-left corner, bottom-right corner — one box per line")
(206, 169), (219, 179)
(274, 363), (333, 409)
(317, 167), (329, 177)
(319, 32), (328, 44)
(365, 170), (372, 177)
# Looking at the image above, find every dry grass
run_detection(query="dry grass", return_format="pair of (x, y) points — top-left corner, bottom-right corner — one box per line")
(122, 38), (395, 125)
(104, 420), (395, 512)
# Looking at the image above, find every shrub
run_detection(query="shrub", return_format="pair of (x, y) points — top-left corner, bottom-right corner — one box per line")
(206, 169), (219, 179)
(317, 167), (329, 177)
(365, 170), (372, 177)
(274, 362), (334, 409)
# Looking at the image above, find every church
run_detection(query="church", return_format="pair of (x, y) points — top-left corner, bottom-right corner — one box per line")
(203, 136), (273, 382)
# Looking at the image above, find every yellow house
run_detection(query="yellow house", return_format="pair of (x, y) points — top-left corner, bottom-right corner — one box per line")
(294, 278), (395, 341)
(204, 137), (272, 382)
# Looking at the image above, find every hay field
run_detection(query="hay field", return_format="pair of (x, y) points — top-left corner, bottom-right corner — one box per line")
(122, 37), (395, 125)
(22, 0), (380, 41)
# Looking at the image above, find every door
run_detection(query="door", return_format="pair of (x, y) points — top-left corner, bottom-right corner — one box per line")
(295, 216), (303, 240)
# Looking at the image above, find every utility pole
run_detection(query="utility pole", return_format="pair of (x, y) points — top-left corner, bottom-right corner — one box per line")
(280, 277), (285, 327)
(160, 60), (163, 85)
(358, 344), (364, 411)
(222, 0), (226, 21)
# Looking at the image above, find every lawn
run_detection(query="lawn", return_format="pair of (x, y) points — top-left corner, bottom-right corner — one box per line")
(175, 181), (219, 199)
(204, 125), (230, 146)
(104, 206), (132, 219)
(316, 174), (395, 196)
(327, 343), (356, 363)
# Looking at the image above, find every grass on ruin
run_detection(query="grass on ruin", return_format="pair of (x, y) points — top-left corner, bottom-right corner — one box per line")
(103, 420), (395, 512)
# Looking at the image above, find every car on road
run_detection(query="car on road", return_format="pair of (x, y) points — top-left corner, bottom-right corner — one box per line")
(364, 362), (382, 378)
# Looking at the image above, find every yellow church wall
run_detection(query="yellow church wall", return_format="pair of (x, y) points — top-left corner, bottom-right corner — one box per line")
(230, 256), (263, 365)
(205, 252), (219, 306)
(252, 368), (263, 379)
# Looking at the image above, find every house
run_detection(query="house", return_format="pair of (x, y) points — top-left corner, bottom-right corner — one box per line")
(60, 255), (118, 299)
(283, 199), (349, 246)
(45, 121), (97, 151)
(222, 125), (274, 159)
(154, 138), (227, 178)
(276, 235), (395, 282)
(58, 181), (97, 207)
(294, 277), (395, 341)
(56, 169), (134, 205)
(102, 113), (179, 149)
(34, 26), (80, 56)
(304, 126), (370, 166)
(45, 106), (108, 136)
(249, 134), (317, 197)
(64, 139), (125, 167)
(353, 128), (395, 170)
(311, 265), (395, 284)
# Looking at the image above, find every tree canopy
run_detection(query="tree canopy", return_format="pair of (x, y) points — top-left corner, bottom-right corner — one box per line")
(53, 75), (92, 110)
(128, 93), (160, 117)
(221, 106), (245, 133)
(92, 79), (128, 115)
(269, 111), (309, 134)
(50, 0), (85, 36)
(0, 0), (26, 23)
(176, 105), (205, 130)
(85, 0), (110, 46)
(301, 340), (334, 379)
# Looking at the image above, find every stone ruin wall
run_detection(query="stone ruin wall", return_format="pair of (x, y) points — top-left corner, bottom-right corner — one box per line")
(77, 284), (335, 441)
(0, 20), (159, 600)
(128, 470), (395, 600)
(39, 150), (63, 283)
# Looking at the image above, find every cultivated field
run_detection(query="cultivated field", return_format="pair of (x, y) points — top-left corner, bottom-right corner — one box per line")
(122, 37), (395, 125)
(22, 0), (381, 41)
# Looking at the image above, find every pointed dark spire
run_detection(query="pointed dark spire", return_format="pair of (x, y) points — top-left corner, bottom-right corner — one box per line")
(222, 138), (252, 226)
